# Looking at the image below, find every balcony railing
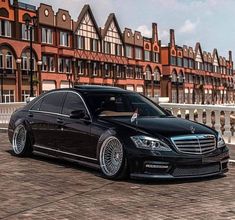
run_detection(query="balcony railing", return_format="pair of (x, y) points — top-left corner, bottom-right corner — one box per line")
(1, 101), (235, 144)
(0, 103), (25, 124)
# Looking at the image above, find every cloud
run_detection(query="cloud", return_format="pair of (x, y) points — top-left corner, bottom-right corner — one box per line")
(159, 29), (169, 45)
(136, 25), (152, 37)
(179, 19), (199, 34)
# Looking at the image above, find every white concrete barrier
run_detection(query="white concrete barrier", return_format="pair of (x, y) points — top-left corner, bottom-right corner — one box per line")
(0, 103), (26, 124)
(159, 103), (235, 144)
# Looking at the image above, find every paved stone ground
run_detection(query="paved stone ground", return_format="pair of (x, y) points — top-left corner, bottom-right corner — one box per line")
(0, 133), (234, 220)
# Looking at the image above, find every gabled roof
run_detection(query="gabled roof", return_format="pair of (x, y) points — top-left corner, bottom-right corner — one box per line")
(212, 48), (220, 64)
(102, 13), (124, 43)
(194, 42), (204, 62)
(74, 4), (101, 39)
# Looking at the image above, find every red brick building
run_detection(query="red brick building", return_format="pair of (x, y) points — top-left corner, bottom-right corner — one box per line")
(0, 0), (234, 104)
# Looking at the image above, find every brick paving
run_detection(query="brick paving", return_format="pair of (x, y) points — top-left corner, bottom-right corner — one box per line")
(0, 133), (234, 220)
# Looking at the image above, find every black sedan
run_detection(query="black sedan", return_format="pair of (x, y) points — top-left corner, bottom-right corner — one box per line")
(8, 85), (229, 180)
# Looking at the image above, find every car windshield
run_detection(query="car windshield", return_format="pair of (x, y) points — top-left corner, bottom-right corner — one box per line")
(85, 92), (167, 117)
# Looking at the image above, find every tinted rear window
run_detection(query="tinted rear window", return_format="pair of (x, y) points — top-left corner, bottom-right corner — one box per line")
(40, 92), (66, 114)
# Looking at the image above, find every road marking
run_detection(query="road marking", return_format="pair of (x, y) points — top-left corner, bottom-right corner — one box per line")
(229, 159), (235, 163)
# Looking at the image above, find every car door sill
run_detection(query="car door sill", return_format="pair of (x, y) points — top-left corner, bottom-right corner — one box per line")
(33, 150), (100, 170)
(33, 145), (98, 161)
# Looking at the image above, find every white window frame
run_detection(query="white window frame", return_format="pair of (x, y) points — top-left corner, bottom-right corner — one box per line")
(60, 32), (69, 47)
(6, 53), (13, 69)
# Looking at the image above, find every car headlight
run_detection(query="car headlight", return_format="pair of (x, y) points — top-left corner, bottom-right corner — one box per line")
(217, 133), (225, 148)
(131, 135), (172, 151)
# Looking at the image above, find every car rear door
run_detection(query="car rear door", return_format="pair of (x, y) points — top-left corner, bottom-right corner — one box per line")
(29, 91), (66, 151)
(58, 92), (96, 160)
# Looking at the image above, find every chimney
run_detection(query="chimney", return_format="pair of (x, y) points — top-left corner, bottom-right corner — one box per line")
(152, 23), (158, 43)
(229, 50), (232, 62)
(170, 29), (175, 47)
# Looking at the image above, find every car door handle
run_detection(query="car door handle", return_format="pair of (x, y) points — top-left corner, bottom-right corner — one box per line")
(57, 118), (64, 124)
(28, 112), (33, 117)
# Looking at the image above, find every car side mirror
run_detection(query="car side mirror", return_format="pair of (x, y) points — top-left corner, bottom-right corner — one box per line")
(70, 110), (88, 119)
(164, 108), (173, 115)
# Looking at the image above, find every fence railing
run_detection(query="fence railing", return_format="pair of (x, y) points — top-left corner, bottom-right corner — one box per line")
(159, 103), (235, 143)
(1, 101), (235, 144)
(0, 103), (26, 124)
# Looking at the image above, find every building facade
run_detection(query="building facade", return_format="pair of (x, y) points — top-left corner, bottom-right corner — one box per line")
(0, 0), (234, 104)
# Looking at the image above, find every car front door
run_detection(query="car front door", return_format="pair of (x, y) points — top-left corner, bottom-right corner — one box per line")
(58, 92), (95, 160)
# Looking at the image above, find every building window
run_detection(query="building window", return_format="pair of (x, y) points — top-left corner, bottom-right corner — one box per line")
(21, 56), (28, 70)
(77, 36), (85, 49)
(0, 90), (15, 103)
(116, 65), (123, 78)
(204, 63), (208, 71)
(77, 61), (85, 75)
(21, 90), (30, 102)
(126, 66), (134, 78)
(91, 62), (99, 76)
(59, 58), (71, 73)
(0, 20), (11, 37)
(200, 62), (204, 70)
(183, 58), (188, 68)
(177, 57), (183, 67)
(115, 44), (122, 56)
(135, 66), (142, 79)
(91, 39), (98, 52)
(42, 55), (55, 72)
(65, 59), (71, 73)
(126, 45), (133, 58)
(104, 63), (111, 77)
(135, 47), (142, 60)
(22, 24), (34, 41)
(144, 51), (151, 61)
(42, 27), (53, 44)
(6, 52), (13, 69)
(153, 52), (159, 63)
(60, 32), (69, 47)
(0, 53), (3, 68)
(189, 59), (194, 69)
(104, 42), (111, 54)
(170, 56), (177, 65)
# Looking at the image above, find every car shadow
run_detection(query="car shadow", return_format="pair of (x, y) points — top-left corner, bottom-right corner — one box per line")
(6, 149), (227, 185)
(6, 149), (102, 177)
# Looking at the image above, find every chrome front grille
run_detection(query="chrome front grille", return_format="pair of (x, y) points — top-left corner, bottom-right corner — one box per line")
(171, 134), (216, 154)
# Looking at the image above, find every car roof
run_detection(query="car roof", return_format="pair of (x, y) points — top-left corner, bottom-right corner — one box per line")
(50, 85), (133, 94)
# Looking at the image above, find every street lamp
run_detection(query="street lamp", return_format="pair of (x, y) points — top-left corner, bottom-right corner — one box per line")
(176, 75), (179, 103)
(24, 15), (37, 98)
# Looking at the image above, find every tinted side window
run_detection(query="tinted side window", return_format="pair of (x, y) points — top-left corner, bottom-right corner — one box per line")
(31, 98), (43, 111)
(62, 92), (86, 115)
(40, 92), (66, 113)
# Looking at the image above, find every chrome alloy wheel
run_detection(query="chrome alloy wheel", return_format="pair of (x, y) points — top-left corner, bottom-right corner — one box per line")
(100, 137), (124, 176)
(12, 125), (27, 154)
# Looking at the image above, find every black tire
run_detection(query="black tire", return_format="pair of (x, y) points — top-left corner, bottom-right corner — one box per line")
(12, 124), (32, 157)
(99, 136), (129, 180)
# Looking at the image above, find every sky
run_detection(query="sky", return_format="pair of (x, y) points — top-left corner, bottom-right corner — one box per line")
(23, 0), (235, 60)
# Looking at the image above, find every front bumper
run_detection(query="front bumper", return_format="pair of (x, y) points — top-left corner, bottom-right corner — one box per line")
(128, 146), (229, 179)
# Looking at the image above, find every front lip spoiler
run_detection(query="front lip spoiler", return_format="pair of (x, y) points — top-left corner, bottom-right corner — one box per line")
(130, 168), (229, 180)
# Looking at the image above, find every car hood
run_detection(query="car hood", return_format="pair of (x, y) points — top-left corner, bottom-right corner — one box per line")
(101, 116), (216, 138)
